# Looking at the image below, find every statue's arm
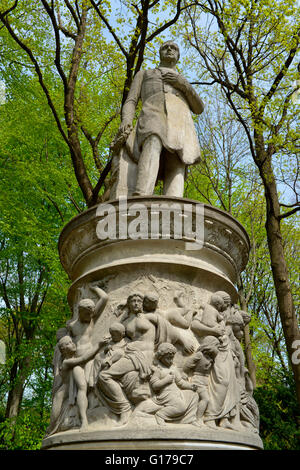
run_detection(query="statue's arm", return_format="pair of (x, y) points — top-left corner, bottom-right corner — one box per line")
(191, 319), (223, 337)
(178, 77), (204, 114)
(90, 285), (108, 320)
(121, 70), (144, 127)
(62, 343), (100, 369)
(161, 70), (204, 115)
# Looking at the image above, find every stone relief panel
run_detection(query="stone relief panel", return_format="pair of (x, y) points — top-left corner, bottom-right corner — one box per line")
(46, 274), (260, 437)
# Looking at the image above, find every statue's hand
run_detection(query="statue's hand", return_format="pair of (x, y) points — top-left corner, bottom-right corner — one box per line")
(166, 371), (175, 384)
(110, 122), (133, 152)
(118, 122), (133, 136)
(100, 335), (111, 348)
(161, 70), (186, 91)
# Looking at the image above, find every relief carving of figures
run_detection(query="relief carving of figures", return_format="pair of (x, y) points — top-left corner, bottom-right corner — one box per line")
(159, 291), (195, 330)
(183, 336), (220, 426)
(46, 334), (108, 435)
(48, 283), (260, 435)
(96, 291), (195, 426)
(134, 343), (199, 426)
(47, 285), (108, 434)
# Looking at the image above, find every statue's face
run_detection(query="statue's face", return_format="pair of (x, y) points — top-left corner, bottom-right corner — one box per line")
(110, 329), (124, 342)
(160, 351), (175, 367)
(128, 295), (143, 314)
(233, 324), (243, 340)
(60, 336), (76, 357)
(78, 306), (93, 323)
(159, 42), (179, 64)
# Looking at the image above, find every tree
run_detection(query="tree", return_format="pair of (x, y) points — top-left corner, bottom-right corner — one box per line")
(185, 89), (266, 386)
(182, 0), (300, 406)
(0, 67), (77, 420)
(0, 0), (193, 207)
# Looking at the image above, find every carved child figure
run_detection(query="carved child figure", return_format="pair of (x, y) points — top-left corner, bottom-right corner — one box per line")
(134, 343), (199, 426)
(183, 336), (220, 426)
(47, 335), (107, 434)
(101, 323), (127, 370)
(201, 293), (225, 330)
(191, 293), (226, 340)
(160, 291), (195, 329)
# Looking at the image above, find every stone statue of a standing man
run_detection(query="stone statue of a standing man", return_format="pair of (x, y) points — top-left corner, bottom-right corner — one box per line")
(113, 41), (204, 198)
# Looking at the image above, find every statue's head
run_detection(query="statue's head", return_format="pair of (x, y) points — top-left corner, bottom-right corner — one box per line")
(143, 293), (159, 312)
(156, 342), (177, 367)
(127, 293), (144, 314)
(173, 290), (185, 308)
(78, 298), (95, 322)
(210, 293), (225, 311)
(159, 41), (180, 65)
(198, 335), (220, 360)
(58, 335), (76, 357)
(214, 291), (231, 308)
(109, 322), (125, 342)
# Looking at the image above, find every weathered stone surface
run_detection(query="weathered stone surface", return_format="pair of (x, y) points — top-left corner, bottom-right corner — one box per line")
(42, 425), (263, 450)
(110, 41), (204, 198)
(42, 196), (263, 450)
(42, 41), (262, 451)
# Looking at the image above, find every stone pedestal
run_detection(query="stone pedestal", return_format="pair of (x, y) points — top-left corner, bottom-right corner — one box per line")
(42, 196), (263, 450)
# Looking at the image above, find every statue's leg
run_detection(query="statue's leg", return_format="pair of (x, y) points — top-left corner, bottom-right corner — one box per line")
(72, 365), (89, 430)
(98, 358), (134, 420)
(47, 385), (67, 434)
(163, 153), (185, 197)
(134, 135), (162, 196)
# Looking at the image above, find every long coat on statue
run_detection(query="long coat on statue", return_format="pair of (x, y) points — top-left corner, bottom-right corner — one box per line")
(122, 67), (204, 166)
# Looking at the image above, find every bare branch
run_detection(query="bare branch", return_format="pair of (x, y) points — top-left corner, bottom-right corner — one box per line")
(259, 27), (300, 116)
(0, 0), (19, 18)
(279, 206), (300, 220)
(90, 0), (128, 58)
(40, 0), (68, 91)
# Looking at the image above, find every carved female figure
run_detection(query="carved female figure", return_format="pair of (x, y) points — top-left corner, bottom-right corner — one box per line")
(202, 292), (241, 430)
(97, 292), (158, 425)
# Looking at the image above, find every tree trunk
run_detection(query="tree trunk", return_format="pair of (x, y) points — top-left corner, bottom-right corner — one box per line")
(5, 355), (31, 419)
(237, 283), (257, 388)
(255, 140), (300, 405)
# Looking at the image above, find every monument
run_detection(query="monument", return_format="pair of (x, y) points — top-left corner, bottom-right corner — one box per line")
(41, 41), (263, 450)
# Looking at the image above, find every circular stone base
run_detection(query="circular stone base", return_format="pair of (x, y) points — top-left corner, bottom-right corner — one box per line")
(41, 425), (263, 450)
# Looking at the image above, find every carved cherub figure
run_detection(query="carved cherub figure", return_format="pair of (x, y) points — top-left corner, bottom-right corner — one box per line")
(142, 293), (195, 354)
(47, 335), (108, 434)
(159, 291), (195, 329)
(134, 343), (199, 426)
(201, 293), (225, 329)
(183, 336), (220, 426)
(101, 323), (127, 370)
(191, 293), (226, 339)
